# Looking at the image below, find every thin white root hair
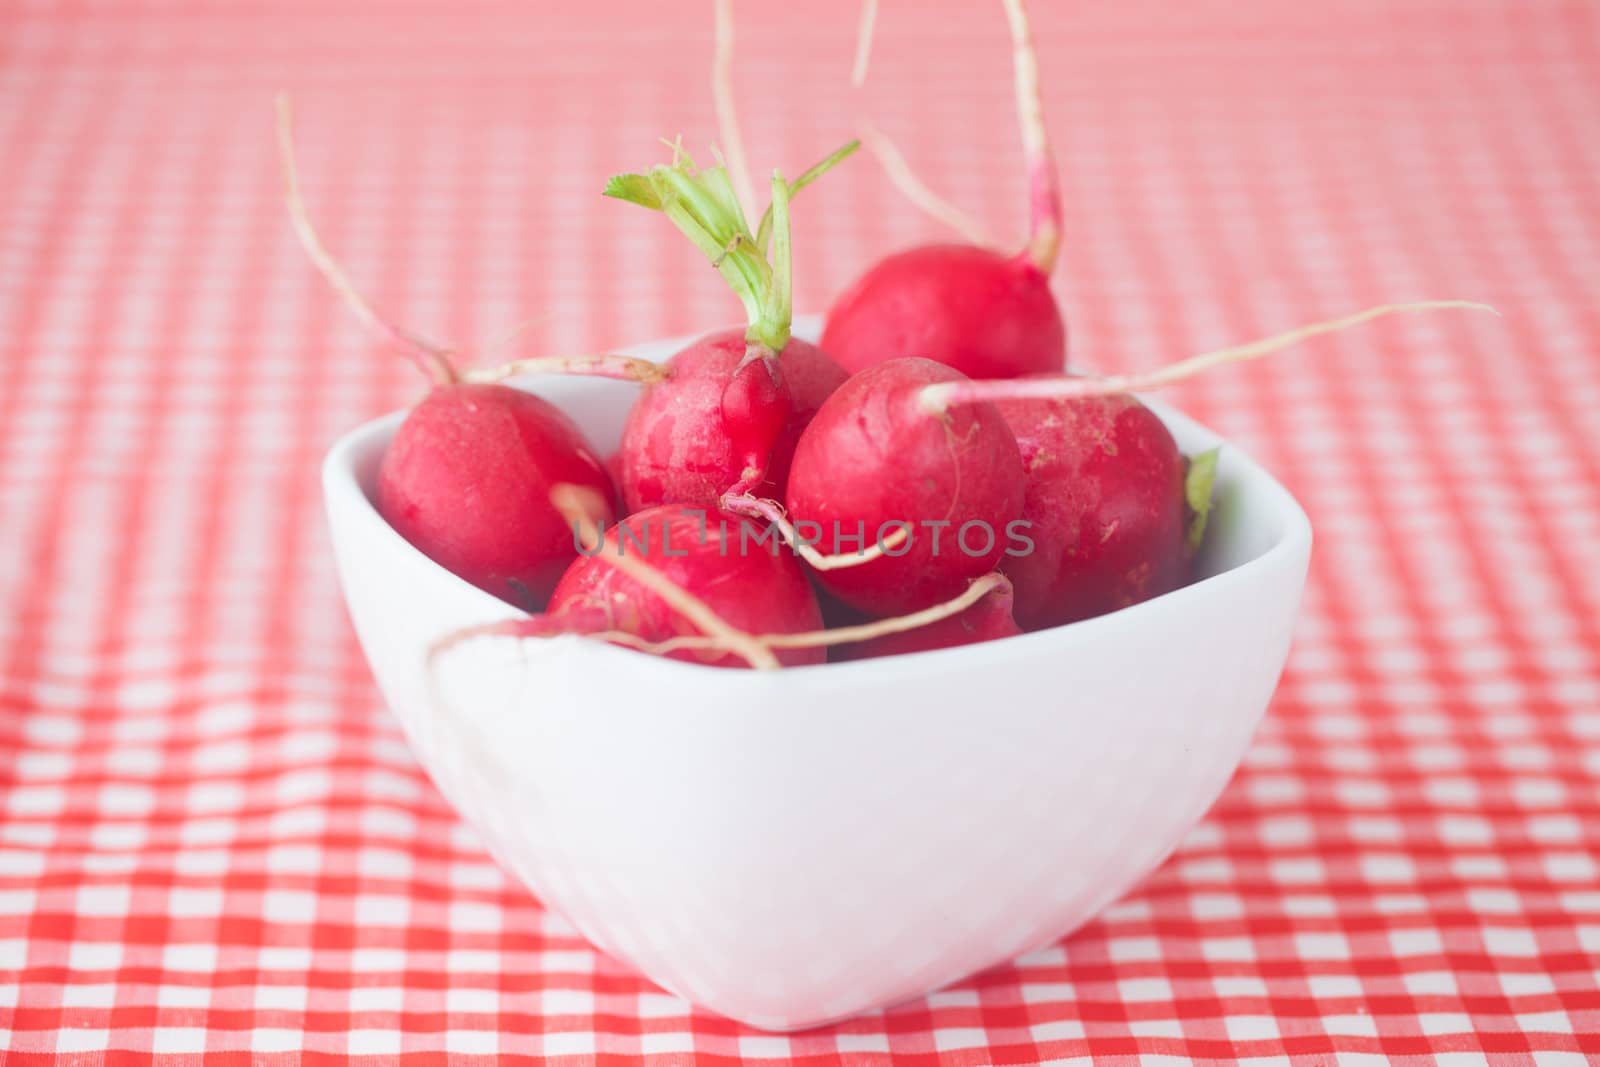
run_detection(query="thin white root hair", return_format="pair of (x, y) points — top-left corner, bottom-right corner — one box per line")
(918, 300), (1501, 414)
(460, 354), (668, 385)
(857, 120), (992, 246)
(641, 572), (1011, 656)
(852, 0), (880, 87)
(427, 614), (697, 669)
(721, 492), (912, 570)
(1001, 0), (1062, 274)
(478, 311), (558, 360)
(712, 0), (758, 220)
(550, 484), (782, 671)
(274, 92), (458, 385)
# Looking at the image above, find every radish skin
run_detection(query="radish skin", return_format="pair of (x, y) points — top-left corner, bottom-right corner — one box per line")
(619, 330), (846, 511)
(377, 386), (615, 610)
(995, 394), (1191, 630)
(824, 244), (1066, 379)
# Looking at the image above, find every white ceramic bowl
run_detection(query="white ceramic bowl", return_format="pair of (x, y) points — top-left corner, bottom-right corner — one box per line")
(322, 324), (1312, 1031)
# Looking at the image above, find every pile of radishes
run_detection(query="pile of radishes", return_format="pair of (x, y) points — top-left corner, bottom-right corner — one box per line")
(282, 0), (1490, 671)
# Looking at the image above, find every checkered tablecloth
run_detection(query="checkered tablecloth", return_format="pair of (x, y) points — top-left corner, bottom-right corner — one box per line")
(2, 0), (1598, 1061)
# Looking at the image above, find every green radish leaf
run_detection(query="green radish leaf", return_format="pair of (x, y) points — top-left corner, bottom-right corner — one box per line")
(603, 173), (663, 210)
(1185, 447), (1221, 555)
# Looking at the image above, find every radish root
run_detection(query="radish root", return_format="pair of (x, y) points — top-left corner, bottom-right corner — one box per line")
(721, 492), (912, 570)
(479, 311), (561, 360)
(275, 93), (459, 386)
(850, 0), (1058, 264)
(461, 354), (667, 385)
(1002, 0), (1061, 275)
(919, 299), (1501, 415)
(636, 572), (1012, 656)
(712, 0), (758, 220)
(850, 0), (989, 244)
(279, 94), (659, 393)
(852, 0), (879, 87)
(430, 617), (682, 662)
(856, 121), (992, 247)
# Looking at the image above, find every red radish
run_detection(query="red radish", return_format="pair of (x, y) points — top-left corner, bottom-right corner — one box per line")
(838, 574), (1022, 660)
(618, 330), (847, 511)
(824, 0), (1066, 379)
(605, 140), (857, 510)
(276, 95), (659, 609)
(784, 358), (1027, 615)
(547, 503), (826, 668)
(376, 386), (616, 610)
(994, 393), (1210, 629)
(825, 244), (1066, 380)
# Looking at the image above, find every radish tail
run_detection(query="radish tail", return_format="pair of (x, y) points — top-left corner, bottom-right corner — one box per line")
(460, 354), (668, 385)
(856, 120), (992, 246)
(721, 493), (912, 570)
(1002, 0), (1062, 275)
(274, 93), (459, 386)
(920, 300), (1500, 414)
(712, 0), (758, 220)
(634, 573), (1012, 656)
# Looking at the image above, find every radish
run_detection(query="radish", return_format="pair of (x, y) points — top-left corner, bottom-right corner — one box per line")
(788, 301), (1493, 619)
(605, 140), (857, 511)
(277, 96), (661, 609)
(375, 386), (619, 610)
(838, 574), (1022, 660)
(616, 330), (847, 511)
(994, 393), (1212, 629)
(822, 0), (1066, 379)
(784, 358), (1028, 615)
(546, 501), (827, 669)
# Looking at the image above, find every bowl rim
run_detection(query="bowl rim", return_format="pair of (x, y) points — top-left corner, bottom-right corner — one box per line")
(322, 328), (1312, 685)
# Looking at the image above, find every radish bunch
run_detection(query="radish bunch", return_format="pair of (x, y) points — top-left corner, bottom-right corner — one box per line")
(286, 2), (1494, 673)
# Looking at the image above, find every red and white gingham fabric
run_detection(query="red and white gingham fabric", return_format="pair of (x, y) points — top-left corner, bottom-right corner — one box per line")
(2, 0), (1598, 1061)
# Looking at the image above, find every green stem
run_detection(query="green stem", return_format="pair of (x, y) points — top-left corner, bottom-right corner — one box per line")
(604, 138), (857, 353)
(761, 171), (792, 353)
(754, 139), (859, 253)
